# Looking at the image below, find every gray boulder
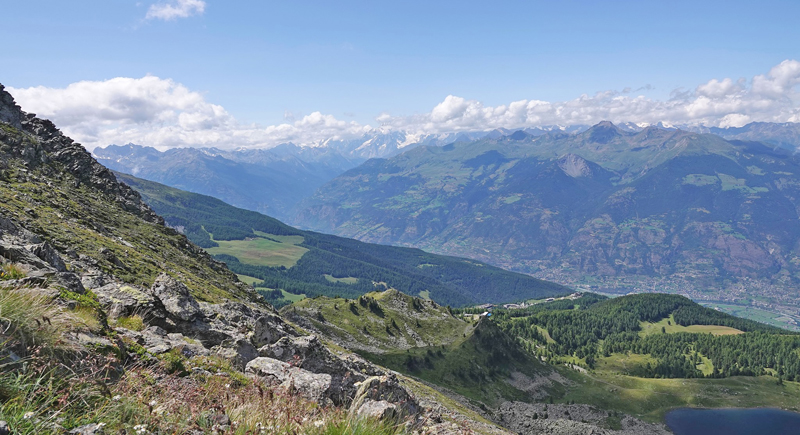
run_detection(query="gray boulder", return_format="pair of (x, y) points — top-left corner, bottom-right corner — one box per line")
(150, 273), (201, 321)
(245, 357), (333, 405)
(92, 283), (156, 319)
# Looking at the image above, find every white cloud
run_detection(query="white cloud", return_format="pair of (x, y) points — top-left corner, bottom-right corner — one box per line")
(146, 0), (206, 21)
(7, 60), (800, 151)
(8, 76), (369, 150)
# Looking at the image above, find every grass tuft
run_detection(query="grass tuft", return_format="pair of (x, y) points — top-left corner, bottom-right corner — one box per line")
(0, 287), (77, 354)
(0, 263), (26, 280)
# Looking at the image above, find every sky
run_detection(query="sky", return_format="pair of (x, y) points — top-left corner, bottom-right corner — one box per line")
(2, 0), (800, 150)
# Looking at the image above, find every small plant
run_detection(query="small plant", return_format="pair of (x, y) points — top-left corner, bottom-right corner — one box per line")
(160, 348), (188, 375)
(114, 315), (144, 332)
(0, 263), (26, 280)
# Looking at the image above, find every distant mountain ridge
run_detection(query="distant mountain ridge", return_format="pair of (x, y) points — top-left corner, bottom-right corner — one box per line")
(92, 126), (596, 219)
(294, 121), (800, 316)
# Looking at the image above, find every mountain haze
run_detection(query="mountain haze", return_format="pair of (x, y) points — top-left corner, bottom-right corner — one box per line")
(295, 122), (800, 315)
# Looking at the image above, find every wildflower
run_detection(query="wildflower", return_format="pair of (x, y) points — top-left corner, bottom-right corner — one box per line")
(313, 420), (325, 427)
(112, 395), (122, 401)
(23, 411), (35, 420)
(148, 400), (157, 407)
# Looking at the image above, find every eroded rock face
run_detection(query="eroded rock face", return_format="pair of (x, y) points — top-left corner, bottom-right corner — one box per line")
(259, 335), (344, 374)
(0, 215), (85, 293)
(92, 283), (155, 319)
(496, 401), (671, 435)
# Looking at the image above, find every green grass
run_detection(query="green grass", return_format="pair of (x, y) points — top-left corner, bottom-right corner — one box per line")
(639, 315), (743, 337)
(364, 320), (554, 407)
(279, 289), (305, 302)
(284, 290), (469, 352)
(682, 174), (719, 186)
(595, 353), (658, 374)
(206, 236), (308, 268)
(236, 274), (262, 285)
(0, 150), (248, 303)
(560, 368), (800, 422)
(324, 275), (359, 284)
(0, 264), (26, 280)
(702, 303), (800, 331)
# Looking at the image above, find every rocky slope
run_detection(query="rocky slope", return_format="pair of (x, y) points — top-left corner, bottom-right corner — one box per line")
(295, 122), (800, 309)
(0, 83), (519, 434)
(0, 84), (675, 434)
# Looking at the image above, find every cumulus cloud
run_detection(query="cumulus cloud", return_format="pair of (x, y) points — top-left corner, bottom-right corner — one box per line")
(380, 60), (800, 134)
(8, 76), (369, 150)
(7, 60), (800, 150)
(146, 0), (206, 21)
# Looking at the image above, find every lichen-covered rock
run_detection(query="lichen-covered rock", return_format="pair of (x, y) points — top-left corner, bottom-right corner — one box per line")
(93, 283), (156, 319)
(259, 335), (344, 374)
(150, 273), (201, 321)
(349, 374), (419, 421)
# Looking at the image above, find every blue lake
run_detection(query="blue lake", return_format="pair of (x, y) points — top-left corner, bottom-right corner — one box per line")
(666, 408), (800, 435)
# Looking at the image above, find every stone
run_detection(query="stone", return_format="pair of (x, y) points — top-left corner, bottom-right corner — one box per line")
(356, 400), (399, 421)
(246, 357), (333, 404)
(349, 374), (419, 420)
(150, 273), (201, 321)
(259, 335), (343, 374)
(251, 312), (293, 347)
(28, 242), (66, 272)
(68, 423), (106, 434)
(93, 283), (155, 319)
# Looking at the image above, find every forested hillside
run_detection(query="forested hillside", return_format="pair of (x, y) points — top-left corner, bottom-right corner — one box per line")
(116, 172), (569, 307)
(491, 293), (800, 380)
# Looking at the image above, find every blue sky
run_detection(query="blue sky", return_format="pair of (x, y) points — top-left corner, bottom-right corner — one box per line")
(3, 0), (800, 149)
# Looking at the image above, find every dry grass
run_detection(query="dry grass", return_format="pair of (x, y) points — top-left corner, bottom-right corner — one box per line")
(0, 263), (26, 280)
(0, 286), (78, 354)
(112, 315), (144, 332)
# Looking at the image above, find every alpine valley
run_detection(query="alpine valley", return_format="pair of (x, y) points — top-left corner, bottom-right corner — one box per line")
(294, 122), (800, 330)
(6, 82), (800, 435)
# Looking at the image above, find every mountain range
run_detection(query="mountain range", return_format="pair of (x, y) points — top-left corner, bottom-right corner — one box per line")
(91, 126), (591, 219)
(7, 81), (800, 434)
(294, 121), (800, 321)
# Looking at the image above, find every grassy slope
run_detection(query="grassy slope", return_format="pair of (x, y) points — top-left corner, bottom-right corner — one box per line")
(116, 172), (570, 307)
(206, 236), (308, 268)
(284, 289), (557, 407)
(0, 126), (247, 303)
(560, 368), (800, 422)
(284, 289), (471, 353)
(639, 314), (744, 337)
